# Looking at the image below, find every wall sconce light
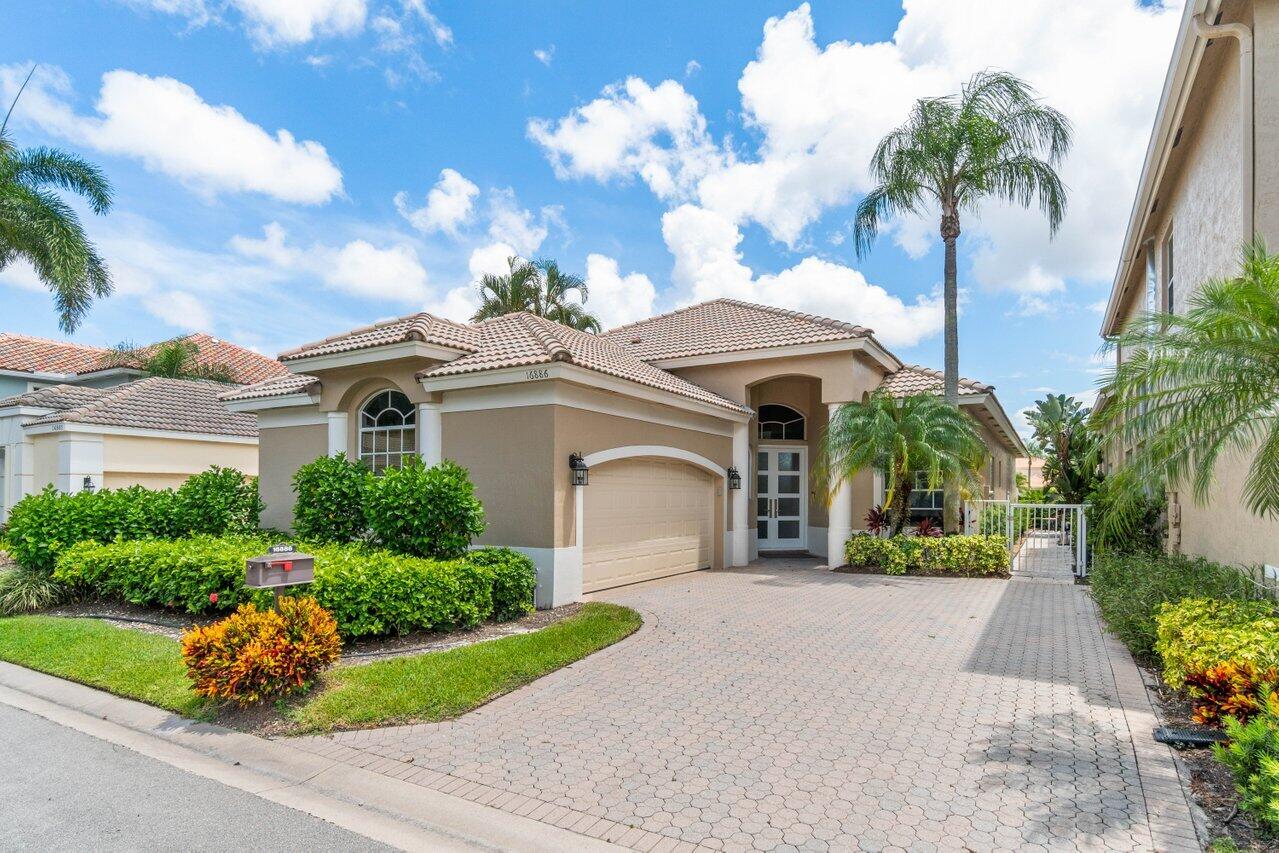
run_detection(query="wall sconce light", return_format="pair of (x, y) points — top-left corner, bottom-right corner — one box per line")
(569, 452), (589, 487)
(726, 466), (742, 490)
(82, 475), (95, 493)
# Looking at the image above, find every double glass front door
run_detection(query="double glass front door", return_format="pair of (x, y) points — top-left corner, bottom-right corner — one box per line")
(757, 447), (806, 550)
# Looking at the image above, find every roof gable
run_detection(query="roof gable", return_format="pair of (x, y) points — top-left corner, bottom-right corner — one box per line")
(279, 312), (481, 362)
(881, 365), (992, 398)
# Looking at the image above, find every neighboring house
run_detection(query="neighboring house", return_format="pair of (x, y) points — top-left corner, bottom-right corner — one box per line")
(0, 333), (284, 520)
(1101, 0), (1279, 568)
(224, 299), (1024, 607)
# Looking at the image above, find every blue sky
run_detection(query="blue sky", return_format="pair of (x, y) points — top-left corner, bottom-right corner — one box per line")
(1, 0), (1183, 433)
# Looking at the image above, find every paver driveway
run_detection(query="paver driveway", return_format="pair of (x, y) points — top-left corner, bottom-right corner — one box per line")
(292, 561), (1199, 852)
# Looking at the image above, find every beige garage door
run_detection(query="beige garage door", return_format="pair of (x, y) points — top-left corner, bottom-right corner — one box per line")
(583, 458), (714, 593)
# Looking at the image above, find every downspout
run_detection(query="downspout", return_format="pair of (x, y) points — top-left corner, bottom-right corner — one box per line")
(1193, 14), (1255, 241)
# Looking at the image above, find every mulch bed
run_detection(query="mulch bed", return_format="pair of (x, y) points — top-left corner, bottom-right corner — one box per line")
(1142, 664), (1279, 851)
(833, 564), (1010, 579)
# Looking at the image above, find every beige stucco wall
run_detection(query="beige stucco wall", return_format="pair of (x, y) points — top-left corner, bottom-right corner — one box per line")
(103, 434), (257, 480)
(1179, 446), (1279, 568)
(257, 424), (327, 532)
(672, 350), (885, 407)
(32, 433), (56, 490)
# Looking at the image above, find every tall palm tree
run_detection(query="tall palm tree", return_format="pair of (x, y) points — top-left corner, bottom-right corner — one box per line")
(1027, 393), (1100, 504)
(852, 70), (1071, 530)
(1095, 239), (1279, 537)
(816, 390), (987, 536)
(0, 69), (114, 332)
(471, 256), (602, 332)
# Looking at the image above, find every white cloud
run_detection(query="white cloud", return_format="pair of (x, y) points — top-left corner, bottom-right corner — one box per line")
(394, 168), (479, 237)
(534, 45), (555, 66)
(401, 0), (452, 47)
(486, 188), (562, 256)
(0, 65), (343, 204)
(468, 242), (518, 280)
(122, 0), (367, 47)
(0, 259), (46, 293)
(148, 290), (213, 331)
(684, 60), (701, 77)
(584, 254), (656, 329)
(231, 222), (429, 302)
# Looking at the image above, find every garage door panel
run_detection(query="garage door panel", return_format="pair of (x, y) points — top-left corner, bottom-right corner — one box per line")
(583, 458), (713, 593)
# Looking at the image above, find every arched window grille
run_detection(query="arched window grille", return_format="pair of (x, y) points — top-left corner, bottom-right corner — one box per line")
(758, 404), (805, 441)
(359, 390), (417, 473)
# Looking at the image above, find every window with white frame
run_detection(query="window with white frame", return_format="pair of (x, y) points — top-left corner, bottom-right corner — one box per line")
(1163, 233), (1175, 314)
(908, 471), (943, 518)
(359, 390), (417, 473)
(757, 404), (805, 441)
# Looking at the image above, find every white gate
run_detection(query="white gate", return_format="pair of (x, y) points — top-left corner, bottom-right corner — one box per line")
(965, 500), (1089, 579)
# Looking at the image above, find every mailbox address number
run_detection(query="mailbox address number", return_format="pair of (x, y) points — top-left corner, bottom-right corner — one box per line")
(525, 368), (549, 380)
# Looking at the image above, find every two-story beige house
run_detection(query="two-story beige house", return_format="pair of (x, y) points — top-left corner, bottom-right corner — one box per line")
(224, 299), (1024, 607)
(1101, 0), (1279, 568)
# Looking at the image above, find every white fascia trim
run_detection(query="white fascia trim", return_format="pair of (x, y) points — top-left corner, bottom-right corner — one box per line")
(223, 392), (319, 412)
(22, 421), (258, 444)
(0, 369), (74, 382)
(960, 393), (1028, 457)
(1103, 0), (1213, 337)
(0, 405), (54, 419)
(441, 382), (736, 437)
(257, 408), (327, 429)
(281, 340), (463, 372)
(421, 362), (750, 424)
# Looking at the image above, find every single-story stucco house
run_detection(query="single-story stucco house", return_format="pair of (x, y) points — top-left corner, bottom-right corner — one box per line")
(0, 332), (287, 520)
(223, 299), (1024, 607)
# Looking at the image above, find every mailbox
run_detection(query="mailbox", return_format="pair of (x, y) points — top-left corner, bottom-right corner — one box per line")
(245, 544), (315, 589)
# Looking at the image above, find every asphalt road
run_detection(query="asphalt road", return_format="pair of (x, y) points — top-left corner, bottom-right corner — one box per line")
(0, 702), (393, 852)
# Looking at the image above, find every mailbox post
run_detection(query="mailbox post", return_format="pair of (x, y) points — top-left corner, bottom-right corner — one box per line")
(245, 544), (315, 610)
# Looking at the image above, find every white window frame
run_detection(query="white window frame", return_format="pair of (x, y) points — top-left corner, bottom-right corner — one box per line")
(358, 389), (417, 473)
(757, 404), (806, 441)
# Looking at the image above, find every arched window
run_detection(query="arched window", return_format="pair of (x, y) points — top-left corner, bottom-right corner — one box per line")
(359, 390), (417, 473)
(758, 404), (805, 441)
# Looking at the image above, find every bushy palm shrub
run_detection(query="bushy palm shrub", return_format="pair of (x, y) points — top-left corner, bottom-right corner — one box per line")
(1214, 694), (1279, 833)
(291, 453), (371, 543)
(1089, 551), (1257, 661)
(365, 459), (485, 559)
(181, 597), (341, 706)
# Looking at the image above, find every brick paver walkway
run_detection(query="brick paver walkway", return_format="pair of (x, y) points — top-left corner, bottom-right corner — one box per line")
(291, 560), (1199, 851)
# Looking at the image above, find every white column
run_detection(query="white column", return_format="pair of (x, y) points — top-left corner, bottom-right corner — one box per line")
(326, 412), (348, 457)
(55, 433), (103, 494)
(729, 421), (751, 566)
(827, 402), (853, 566)
(418, 402), (443, 466)
(12, 439), (34, 510)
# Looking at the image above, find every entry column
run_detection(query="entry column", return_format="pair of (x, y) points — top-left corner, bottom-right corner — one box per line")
(826, 402), (853, 567)
(730, 421), (750, 566)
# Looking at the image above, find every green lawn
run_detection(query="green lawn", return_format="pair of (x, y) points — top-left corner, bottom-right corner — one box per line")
(0, 603), (642, 733)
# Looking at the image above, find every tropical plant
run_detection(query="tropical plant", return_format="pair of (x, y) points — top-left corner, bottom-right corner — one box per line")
(853, 70), (1071, 530)
(0, 567), (65, 615)
(0, 68), (114, 332)
(103, 337), (235, 382)
(912, 517), (943, 537)
(1094, 239), (1279, 540)
(864, 505), (888, 536)
(1213, 694), (1279, 833)
(471, 256), (601, 332)
(1026, 393), (1101, 504)
(817, 390), (986, 536)
(1185, 662), (1279, 726)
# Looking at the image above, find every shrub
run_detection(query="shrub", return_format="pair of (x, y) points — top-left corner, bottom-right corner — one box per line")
(1214, 695), (1279, 833)
(843, 534), (1008, 576)
(467, 547), (537, 620)
(0, 568), (66, 615)
(1185, 662), (1279, 726)
(291, 453), (371, 544)
(912, 517), (942, 537)
(173, 466), (262, 536)
(1088, 478), (1164, 554)
(1088, 551), (1258, 662)
(306, 543), (492, 636)
(365, 459), (486, 559)
(1155, 598), (1279, 689)
(181, 596), (341, 706)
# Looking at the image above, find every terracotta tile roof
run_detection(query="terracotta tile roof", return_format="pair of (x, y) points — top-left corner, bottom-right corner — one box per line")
(220, 373), (320, 403)
(170, 334), (289, 385)
(0, 333), (111, 376)
(421, 313), (749, 413)
(0, 384), (109, 412)
(25, 378), (258, 437)
(279, 312), (481, 362)
(882, 365), (992, 397)
(602, 298), (873, 361)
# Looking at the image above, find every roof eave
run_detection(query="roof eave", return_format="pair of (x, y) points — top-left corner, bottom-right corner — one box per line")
(281, 340), (466, 371)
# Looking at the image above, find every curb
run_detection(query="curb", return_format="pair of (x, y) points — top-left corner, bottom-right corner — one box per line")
(0, 661), (620, 852)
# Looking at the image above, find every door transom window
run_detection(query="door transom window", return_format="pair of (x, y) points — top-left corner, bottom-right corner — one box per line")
(758, 404), (805, 441)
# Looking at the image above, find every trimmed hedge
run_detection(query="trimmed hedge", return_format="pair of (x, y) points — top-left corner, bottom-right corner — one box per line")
(1154, 597), (1279, 689)
(844, 533), (1009, 577)
(53, 536), (538, 638)
(365, 459), (486, 560)
(6, 467), (261, 573)
(291, 453), (371, 544)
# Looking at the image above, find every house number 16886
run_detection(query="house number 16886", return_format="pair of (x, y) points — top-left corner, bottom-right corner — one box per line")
(525, 368), (549, 380)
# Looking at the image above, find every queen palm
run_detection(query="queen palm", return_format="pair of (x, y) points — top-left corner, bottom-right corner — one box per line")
(853, 70), (1071, 530)
(104, 337), (235, 383)
(0, 70), (114, 332)
(1027, 393), (1100, 504)
(816, 390), (987, 536)
(1095, 239), (1279, 537)
(471, 256), (601, 332)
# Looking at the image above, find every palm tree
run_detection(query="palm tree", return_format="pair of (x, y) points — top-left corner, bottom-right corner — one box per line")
(0, 68), (114, 332)
(852, 70), (1071, 530)
(816, 390), (987, 536)
(471, 256), (601, 332)
(1027, 393), (1100, 504)
(104, 337), (235, 383)
(1095, 239), (1279, 536)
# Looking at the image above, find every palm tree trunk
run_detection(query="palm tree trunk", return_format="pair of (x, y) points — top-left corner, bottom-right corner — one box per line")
(941, 205), (961, 532)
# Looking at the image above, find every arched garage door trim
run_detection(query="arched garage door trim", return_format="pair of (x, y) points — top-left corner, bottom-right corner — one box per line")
(575, 446), (728, 591)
